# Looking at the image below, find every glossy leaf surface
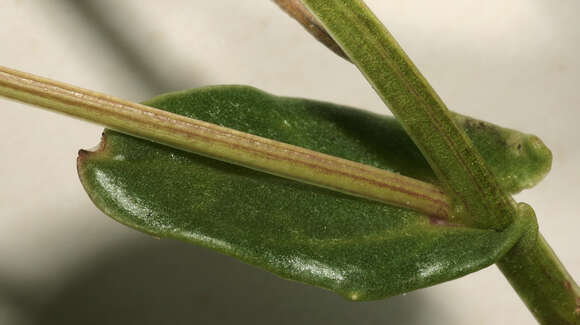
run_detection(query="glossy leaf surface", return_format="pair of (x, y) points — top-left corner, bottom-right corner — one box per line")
(78, 86), (545, 300)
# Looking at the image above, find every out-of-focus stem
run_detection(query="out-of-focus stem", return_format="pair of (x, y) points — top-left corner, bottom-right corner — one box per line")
(272, 0), (349, 60)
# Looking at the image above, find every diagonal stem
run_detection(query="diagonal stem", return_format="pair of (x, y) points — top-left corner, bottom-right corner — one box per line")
(0, 65), (449, 220)
(301, 0), (516, 230)
(298, 1), (579, 323)
(272, 0), (349, 60)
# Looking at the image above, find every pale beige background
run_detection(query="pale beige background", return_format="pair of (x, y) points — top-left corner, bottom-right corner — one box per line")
(1, 1), (579, 324)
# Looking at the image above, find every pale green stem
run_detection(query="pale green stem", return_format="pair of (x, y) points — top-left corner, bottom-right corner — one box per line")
(302, 0), (516, 230)
(0, 65), (449, 219)
(299, 1), (579, 323)
(498, 205), (580, 324)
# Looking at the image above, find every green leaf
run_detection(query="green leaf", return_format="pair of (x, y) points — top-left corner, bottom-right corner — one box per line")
(145, 85), (551, 194)
(453, 114), (551, 194)
(77, 86), (543, 300)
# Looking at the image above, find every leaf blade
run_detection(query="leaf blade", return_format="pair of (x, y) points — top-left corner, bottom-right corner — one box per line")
(77, 86), (544, 300)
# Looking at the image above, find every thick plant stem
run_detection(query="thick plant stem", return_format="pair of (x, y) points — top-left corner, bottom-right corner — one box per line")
(0, 65), (450, 219)
(301, 0), (515, 230)
(301, 0), (578, 323)
(498, 205), (580, 324)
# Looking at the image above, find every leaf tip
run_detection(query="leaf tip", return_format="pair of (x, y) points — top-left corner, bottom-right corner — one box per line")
(526, 135), (552, 166)
(517, 134), (553, 191)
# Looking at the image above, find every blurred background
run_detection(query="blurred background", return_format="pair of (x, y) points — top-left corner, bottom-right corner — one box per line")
(1, 1), (579, 324)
